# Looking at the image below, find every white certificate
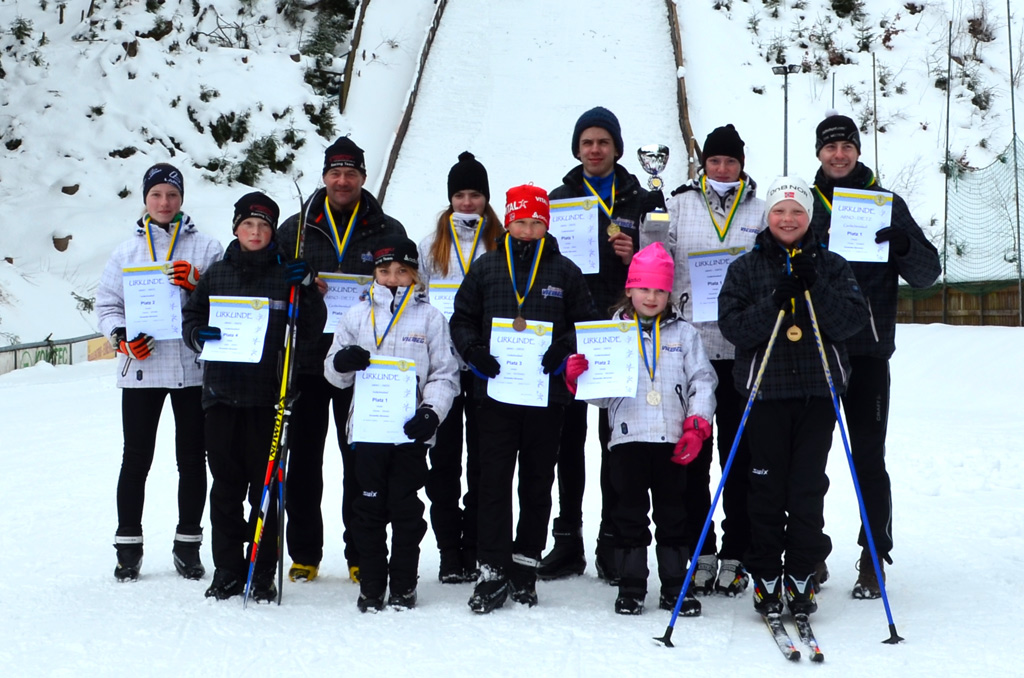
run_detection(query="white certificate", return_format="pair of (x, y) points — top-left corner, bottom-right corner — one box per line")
(352, 356), (418, 444)
(122, 263), (182, 340)
(428, 279), (461, 321)
(321, 272), (373, 333)
(199, 296), (270, 363)
(688, 247), (747, 322)
(548, 198), (600, 274)
(487, 318), (553, 407)
(574, 320), (638, 400)
(828, 188), (893, 263)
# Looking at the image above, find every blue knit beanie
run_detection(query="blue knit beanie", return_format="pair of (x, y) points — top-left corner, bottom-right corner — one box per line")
(571, 107), (624, 159)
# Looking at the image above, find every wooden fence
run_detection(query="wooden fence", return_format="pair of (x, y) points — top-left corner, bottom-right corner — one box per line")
(897, 283), (1022, 327)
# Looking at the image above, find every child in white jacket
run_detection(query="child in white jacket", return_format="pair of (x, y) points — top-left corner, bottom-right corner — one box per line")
(324, 236), (459, 613)
(565, 242), (717, 616)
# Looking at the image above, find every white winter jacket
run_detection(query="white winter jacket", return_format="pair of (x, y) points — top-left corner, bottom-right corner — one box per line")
(664, 175), (765, 360)
(586, 307), (717, 449)
(96, 214), (224, 389)
(324, 282), (460, 445)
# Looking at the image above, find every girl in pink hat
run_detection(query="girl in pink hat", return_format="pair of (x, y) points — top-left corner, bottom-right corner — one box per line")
(564, 242), (718, 616)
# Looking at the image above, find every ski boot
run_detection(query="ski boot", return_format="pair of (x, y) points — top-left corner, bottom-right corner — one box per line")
(852, 550), (885, 599)
(751, 574), (784, 615)
(204, 569), (243, 600)
(537, 520), (585, 581)
(509, 554), (540, 607)
(172, 532), (205, 580)
(468, 564), (508, 614)
(714, 558), (750, 596)
(690, 554), (719, 595)
(387, 588), (418, 610)
(114, 536), (144, 582)
(288, 562), (319, 582)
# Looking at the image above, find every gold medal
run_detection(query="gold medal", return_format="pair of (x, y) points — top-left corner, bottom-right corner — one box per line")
(646, 389), (661, 406)
(512, 316), (527, 332)
(606, 224), (621, 237)
(787, 325), (803, 342)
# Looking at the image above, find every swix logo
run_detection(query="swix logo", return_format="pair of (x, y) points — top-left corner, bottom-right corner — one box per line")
(363, 490), (378, 498)
(753, 467), (769, 476)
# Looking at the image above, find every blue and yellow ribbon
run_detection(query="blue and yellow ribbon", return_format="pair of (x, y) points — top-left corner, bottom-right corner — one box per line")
(143, 215), (182, 262)
(324, 197), (361, 264)
(635, 314), (661, 384)
(504, 234), (545, 316)
(370, 285), (413, 348)
(582, 177), (616, 219)
(450, 215), (484, 277)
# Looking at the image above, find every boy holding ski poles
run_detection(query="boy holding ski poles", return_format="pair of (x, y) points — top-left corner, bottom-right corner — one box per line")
(182, 192), (326, 602)
(717, 177), (866, 618)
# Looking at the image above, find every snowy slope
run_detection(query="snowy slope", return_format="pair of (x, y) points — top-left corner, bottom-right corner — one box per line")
(2, 324), (1022, 676)
(382, 0), (688, 243)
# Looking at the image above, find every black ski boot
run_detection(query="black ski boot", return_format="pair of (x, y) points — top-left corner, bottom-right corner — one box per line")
(439, 548), (470, 584)
(204, 569), (243, 600)
(594, 536), (619, 585)
(357, 592), (386, 613)
(172, 532), (205, 580)
(783, 572), (817, 615)
(657, 545), (701, 616)
(509, 554), (540, 607)
(613, 547), (648, 615)
(751, 574), (784, 615)
(251, 568), (278, 604)
(468, 564), (508, 614)
(113, 536), (144, 582)
(387, 588), (418, 610)
(537, 520), (585, 581)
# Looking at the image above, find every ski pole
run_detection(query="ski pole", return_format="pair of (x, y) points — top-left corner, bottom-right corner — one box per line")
(802, 290), (903, 644)
(655, 308), (786, 648)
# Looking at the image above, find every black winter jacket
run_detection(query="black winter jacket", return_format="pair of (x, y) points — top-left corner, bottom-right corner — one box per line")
(811, 162), (940, 359)
(181, 240), (327, 409)
(549, 164), (665, 316)
(449, 233), (598, 406)
(718, 227), (868, 400)
(277, 186), (406, 374)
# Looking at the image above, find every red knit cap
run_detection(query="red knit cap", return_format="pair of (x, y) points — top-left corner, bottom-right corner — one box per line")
(504, 184), (550, 227)
(626, 242), (675, 292)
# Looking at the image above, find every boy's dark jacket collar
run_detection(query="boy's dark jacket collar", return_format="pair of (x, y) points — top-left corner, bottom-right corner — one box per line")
(813, 161), (875, 199)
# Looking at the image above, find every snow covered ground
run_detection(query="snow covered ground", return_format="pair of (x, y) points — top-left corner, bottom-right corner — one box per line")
(4, 323), (1022, 676)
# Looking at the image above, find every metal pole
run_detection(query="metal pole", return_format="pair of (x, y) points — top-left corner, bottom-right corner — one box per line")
(872, 52), (880, 181)
(783, 71), (790, 175)
(942, 20), (953, 324)
(1007, 0), (1022, 325)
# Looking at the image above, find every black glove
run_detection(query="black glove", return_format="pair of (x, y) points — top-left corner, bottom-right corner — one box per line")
(285, 259), (315, 288)
(541, 344), (571, 375)
(789, 252), (817, 287)
(403, 407), (440, 443)
(332, 345), (372, 373)
(193, 325), (222, 347)
(465, 346), (500, 379)
(772, 275), (805, 309)
(874, 226), (910, 257)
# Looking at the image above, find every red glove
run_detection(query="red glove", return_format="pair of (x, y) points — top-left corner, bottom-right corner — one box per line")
(119, 333), (156, 360)
(564, 354), (589, 395)
(167, 260), (200, 292)
(671, 415), (712, 466)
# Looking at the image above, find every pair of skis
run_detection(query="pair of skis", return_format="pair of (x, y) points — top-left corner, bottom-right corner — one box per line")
(763, 612), (824, 662)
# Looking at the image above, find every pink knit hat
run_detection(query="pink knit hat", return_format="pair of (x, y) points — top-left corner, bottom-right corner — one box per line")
(626, 242), (674, 292)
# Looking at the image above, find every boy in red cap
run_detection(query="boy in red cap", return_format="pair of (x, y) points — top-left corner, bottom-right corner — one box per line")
(564, 242), (718, 615)
(450, 184), (598, 613)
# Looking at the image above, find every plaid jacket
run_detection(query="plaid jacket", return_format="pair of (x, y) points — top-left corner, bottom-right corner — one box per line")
(324, 283), (460, 445)
(664, 173), (765, 361)
(718, 227), (868, 400)
(181, 240), (327, 409)
(811, 162), (941, 359)
(585, 307), (717, 448)
(277, 186), (406, 375)
(96, 213), (223, 389)
(550, 164), (665, 315)
(449, 233), (598, 406)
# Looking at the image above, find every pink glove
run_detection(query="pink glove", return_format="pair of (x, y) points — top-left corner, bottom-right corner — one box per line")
(564, 354), (589, 395)
(671, 416), (712, 466)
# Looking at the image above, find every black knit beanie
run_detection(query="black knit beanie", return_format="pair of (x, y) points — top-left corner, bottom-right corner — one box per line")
(571, 106), (624, 159)
(142, 163), (184, 201)
(815, 112), (861, 155)
(373, 235), (419, 270)
(702, 124), (745, 168)
(323, 136), (367, 176)
(232, 191), (280, 233)
(447, 151), (490, 202)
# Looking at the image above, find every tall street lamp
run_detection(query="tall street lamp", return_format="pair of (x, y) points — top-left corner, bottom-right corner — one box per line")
(772, 63), (801, 174)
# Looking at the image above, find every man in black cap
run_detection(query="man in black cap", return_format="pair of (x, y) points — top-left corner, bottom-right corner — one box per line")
(276, 136), (407, 585)
(808, 112), (940, 598)
(539, 107), (665, 583)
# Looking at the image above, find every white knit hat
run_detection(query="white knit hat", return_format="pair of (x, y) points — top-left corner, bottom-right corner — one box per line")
(764, 176), (814, 219)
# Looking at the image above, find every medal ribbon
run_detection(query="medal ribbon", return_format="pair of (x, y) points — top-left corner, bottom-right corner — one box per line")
(582, 177), (616, 219)
(370, 285), (413, 348)
(143, 215), (182, 262)
(634, 315), (661, 383)
(812, 171), (877, 214)
(786, 247), (802, 315)
(450, 215), (484, 277)
(324, 197), (361, 264)
(504, 233), (545, 316)
(701, 175), (746, 242)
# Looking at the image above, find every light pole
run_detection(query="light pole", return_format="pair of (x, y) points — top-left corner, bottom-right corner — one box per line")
(772, 63), (801, 174)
